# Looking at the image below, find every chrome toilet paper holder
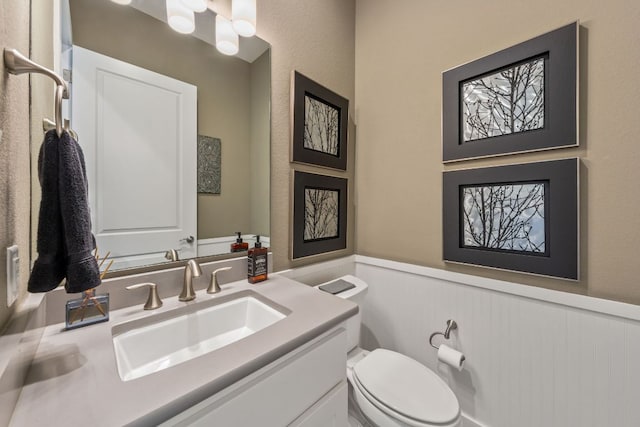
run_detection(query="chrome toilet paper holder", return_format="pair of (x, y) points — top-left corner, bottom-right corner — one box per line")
(429, 319), (458, 349)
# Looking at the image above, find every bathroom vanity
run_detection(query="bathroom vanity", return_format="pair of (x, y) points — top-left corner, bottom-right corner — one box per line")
(9, 273), (357, 426)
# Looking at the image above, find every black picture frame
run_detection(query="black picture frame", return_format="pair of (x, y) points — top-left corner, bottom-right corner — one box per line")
(292, 71), (349, 170)
(443, 22), (578, 162)
(293, 171), (348, 259)
(443, 158), (579, 280)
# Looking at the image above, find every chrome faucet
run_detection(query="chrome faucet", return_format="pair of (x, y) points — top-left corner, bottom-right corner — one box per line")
(179, 259), (202, 301)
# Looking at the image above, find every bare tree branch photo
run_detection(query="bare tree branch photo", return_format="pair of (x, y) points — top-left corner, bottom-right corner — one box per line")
(304, 95), (339, 155)
(462, 182), (546, 253)
(462, 57), (545, 142)
(304, 188), (339, 241)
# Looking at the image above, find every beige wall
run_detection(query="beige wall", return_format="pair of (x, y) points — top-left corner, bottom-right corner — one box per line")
(258, 0), (357, 270)
(0, 1), (32, 329)
(355, 0), (640, 304)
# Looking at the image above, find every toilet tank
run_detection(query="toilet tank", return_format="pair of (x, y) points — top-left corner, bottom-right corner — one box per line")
(315, 275), (368, 352)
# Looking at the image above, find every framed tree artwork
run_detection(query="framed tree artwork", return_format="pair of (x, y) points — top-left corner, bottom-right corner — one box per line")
(443, 158), (579, 280)
(291, 71), (349, 170)
(293, 171), (348, 259)
(442, 22), (578, 162)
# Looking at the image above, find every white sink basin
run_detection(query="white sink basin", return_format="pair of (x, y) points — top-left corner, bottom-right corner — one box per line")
(112, 292), (287, 381)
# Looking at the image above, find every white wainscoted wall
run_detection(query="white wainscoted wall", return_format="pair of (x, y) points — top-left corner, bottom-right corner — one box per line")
(281, 255), (640, 427)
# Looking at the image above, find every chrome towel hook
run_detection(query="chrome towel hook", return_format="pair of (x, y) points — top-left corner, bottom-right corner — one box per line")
(429, 319), (458, 350)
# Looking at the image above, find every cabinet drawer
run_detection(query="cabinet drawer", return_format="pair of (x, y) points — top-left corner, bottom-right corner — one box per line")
(289, 381), (348, 427)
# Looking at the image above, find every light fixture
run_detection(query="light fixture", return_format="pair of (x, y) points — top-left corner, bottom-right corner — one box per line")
(166, 0), (195, 34)
(110, 0), (132, 4)
(216, 15), (239, 55)
(232, 0), (256, 37)
(180, 0), (207, 13)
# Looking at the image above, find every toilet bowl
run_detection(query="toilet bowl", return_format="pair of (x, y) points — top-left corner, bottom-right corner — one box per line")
(316, 275), (461, 427)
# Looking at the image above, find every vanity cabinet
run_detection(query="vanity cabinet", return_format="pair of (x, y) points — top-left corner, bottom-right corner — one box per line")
(162, 328), (347, 426)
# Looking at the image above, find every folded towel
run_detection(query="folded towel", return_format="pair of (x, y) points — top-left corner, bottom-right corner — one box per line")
(28, 130), (65, 292)
(29, 130), (101, 294)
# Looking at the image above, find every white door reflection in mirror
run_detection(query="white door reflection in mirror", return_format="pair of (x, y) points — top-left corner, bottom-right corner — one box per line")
(72, 46), (197, 270)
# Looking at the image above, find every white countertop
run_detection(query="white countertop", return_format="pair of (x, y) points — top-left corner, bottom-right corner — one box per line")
(10, 275), (357, 426)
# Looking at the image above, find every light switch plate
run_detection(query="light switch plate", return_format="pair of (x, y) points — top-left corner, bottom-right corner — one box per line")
(6, 245), (19, 307)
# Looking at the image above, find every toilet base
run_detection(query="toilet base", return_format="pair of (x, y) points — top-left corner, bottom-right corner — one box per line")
(348, 382), (372, 427)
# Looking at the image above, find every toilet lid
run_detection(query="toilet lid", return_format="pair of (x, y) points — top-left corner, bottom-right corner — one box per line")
(353, 349), (460, 425)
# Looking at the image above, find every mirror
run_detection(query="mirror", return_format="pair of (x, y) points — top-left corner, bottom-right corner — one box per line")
(39, 0), (270, 273)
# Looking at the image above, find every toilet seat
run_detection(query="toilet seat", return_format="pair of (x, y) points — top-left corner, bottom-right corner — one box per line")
(352, 349), (460, 426)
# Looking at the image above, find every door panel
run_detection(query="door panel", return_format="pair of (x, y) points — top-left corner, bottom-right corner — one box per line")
(72, 45), (197, 262)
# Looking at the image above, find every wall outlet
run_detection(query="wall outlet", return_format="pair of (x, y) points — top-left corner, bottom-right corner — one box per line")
(6, 245), (19, 307)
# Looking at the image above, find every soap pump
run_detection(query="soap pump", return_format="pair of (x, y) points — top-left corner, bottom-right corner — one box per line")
(231, 231), (249, 252)
(247, 235), (268, 283)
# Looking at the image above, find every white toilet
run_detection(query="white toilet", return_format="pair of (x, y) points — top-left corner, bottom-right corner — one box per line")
(316, 275), (461, 427)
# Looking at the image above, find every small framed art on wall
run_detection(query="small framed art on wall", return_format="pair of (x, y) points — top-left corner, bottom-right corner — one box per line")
(443, 158), (579, 280)
(292, 171), (348, 259)
(442, 22), (578, 162)
(291, 71), (349, 170)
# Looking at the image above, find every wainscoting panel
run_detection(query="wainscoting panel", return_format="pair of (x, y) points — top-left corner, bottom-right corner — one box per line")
(353, 256), (640, 427)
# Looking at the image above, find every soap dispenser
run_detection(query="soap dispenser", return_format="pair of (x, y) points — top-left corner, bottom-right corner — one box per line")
(247, 235), (268, 283)
(231, 232), (249, 253)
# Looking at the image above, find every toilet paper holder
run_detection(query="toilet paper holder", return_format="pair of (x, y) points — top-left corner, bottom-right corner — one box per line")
(429, 319), (458, 349)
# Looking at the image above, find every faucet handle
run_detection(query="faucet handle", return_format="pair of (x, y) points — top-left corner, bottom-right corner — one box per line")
(207, 267), (232, 294)
(126, 282), (163, 310)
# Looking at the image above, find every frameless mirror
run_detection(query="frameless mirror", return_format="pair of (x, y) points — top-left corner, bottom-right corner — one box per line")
(33, 0), (270, 274)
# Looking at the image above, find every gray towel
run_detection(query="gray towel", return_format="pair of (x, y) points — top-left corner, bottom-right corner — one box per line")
(29, 130), (101, 294)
